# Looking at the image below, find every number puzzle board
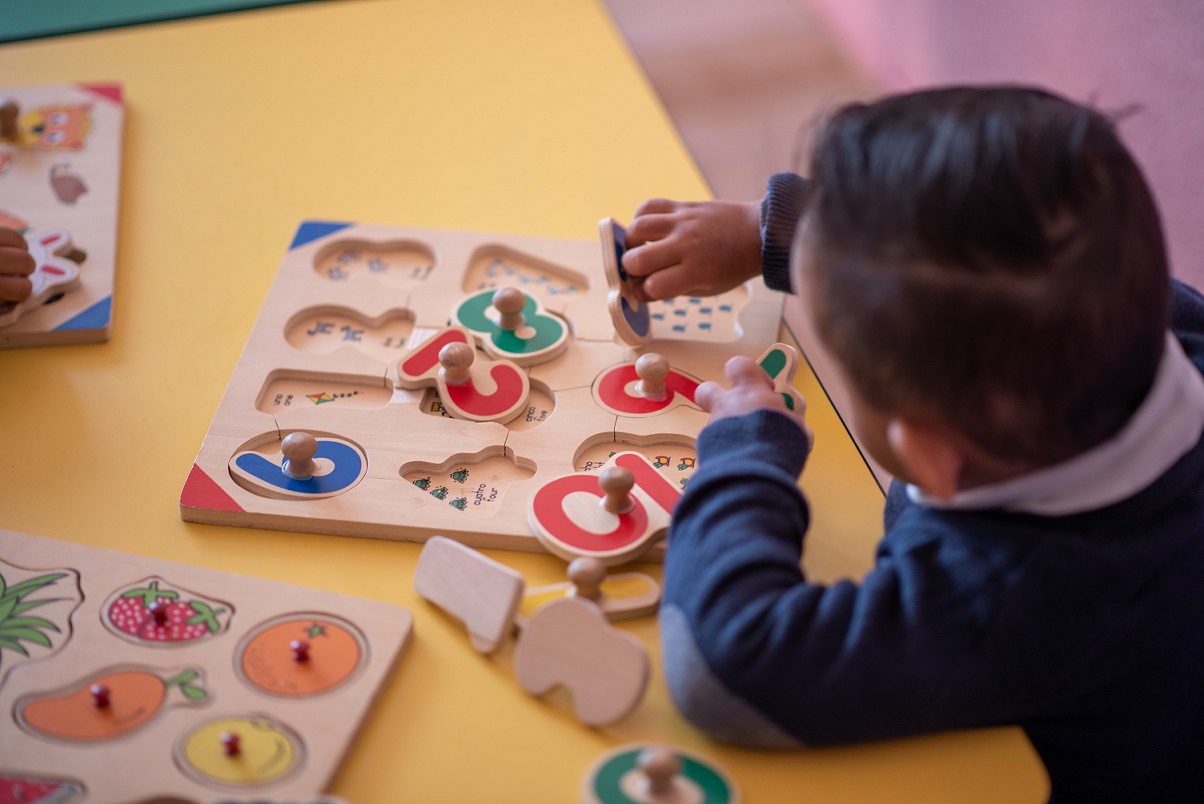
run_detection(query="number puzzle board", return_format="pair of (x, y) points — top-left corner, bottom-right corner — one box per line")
(180, 221), (785, 553)
(0, 83), (124, 347)
(0, 528), (412, 803)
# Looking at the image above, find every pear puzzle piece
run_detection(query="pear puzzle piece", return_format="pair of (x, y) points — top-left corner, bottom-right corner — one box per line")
(514, 596), (649, 726)
(414, 536), (525, 653)
(396, 325), (531, 424)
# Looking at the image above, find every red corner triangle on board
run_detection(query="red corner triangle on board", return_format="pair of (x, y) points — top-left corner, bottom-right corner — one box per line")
(78, 83), (123, 105)
(181, 464), (243, 513)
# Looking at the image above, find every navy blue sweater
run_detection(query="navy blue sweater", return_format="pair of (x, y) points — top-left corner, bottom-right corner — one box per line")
(661, 178), (1204, 802)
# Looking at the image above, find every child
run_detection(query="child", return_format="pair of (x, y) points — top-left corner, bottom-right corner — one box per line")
(628, 87), (1204, 802)
(0, 227), (34, 304)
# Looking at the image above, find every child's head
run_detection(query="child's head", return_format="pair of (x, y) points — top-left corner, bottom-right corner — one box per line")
(796, 86), (1170, 480)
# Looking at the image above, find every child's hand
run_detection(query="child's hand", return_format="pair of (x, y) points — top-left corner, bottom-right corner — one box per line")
(0, 227), (34, 303)
(696, 356), (814, 446)
(622, 198), (762, 302)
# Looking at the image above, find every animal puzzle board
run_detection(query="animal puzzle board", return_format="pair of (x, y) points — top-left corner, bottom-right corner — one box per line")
(0, 528), (412, 803)
(180, 221), (785, 553)
(0, 83), (124, 347)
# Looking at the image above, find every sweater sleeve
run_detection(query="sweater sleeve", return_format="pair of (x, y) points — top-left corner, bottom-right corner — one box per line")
(661, 410), (1045, 747)
(759, 173), (812, 293)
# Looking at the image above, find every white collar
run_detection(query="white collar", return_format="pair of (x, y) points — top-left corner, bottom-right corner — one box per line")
(908, 333), (1204, 515)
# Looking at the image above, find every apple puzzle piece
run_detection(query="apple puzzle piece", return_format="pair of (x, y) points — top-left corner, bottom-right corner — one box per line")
(514, 596), (649, 726)
(414, 536), (525, 654)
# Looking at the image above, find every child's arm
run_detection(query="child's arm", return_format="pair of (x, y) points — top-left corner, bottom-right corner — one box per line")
(0, 227), (34, 303)
(622, 174), (811, 301)
(663, 371), (1048, 748)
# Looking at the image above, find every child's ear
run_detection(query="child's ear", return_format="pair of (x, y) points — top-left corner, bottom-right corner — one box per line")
(886, 417), (964, 501)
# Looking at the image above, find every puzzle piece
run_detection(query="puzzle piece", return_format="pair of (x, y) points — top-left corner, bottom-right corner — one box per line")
(592, 353), (702, 416)
(0, 230), (82, 328)
(229, 433), (367, 500)
(581, 743), (741, 804)
(514, 596), (649, 726)
(451, 286), (569, 366)
(528, 452), (681, 566)
(519, 557), (661, 626)
(397, 325), (531, 423)
(599, 217), (650, 345)
(414, 536), (525, 653)
(756, 342), (804, 413)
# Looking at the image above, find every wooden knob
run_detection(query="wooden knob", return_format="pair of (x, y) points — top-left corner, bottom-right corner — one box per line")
(439, 341), (475, 386)
(492, 287), (526, 331)
(635, 353), (670, 400)
(598, 466), (635, 514)
(637, 747), (681, 795)
(281, 432), (318, 480)
(567, 557), (606, 602)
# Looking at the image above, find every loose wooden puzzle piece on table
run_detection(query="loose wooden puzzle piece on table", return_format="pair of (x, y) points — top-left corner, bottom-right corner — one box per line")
(414, 535), (525, 653)
(518, 556), (660, 626)
(513, 596), (649, 726)
(180, 221), (785, 556)
(0, 528), (412, 803)
(0, 83), (124, 347)
(581, 743), (740, 804)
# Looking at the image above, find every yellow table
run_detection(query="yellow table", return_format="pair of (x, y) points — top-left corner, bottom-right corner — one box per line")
(0, 1), (1047, 800)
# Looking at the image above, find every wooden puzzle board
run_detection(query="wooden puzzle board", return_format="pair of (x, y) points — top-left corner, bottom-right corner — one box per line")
(0, 83), (123, 347)
(180, 221), (785, 553)
(0, 528), (412, 803)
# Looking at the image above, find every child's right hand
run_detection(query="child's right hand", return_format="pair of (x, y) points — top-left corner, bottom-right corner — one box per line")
(0, 227), (34, 303)
(621, 198), (762, 302)
(696, 356), (814, 447)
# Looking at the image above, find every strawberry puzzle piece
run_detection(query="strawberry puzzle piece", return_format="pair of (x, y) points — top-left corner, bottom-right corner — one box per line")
(102, 577), (232, 645)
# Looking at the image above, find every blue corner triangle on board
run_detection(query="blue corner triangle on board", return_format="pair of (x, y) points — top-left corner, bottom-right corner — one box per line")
(54, 295), (111, 331)
(289, 221), (353, 250)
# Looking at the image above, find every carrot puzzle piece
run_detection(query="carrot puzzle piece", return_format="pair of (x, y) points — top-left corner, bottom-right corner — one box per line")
(581, 743), (741, 804)
(16, 666), (208, 742)
(414, 536), (525, 653)
(450, 286), (569, 366)
(0, 230), (82, 329)
(514, 596), (649, 726)
(599, 217), (650, 345)
(529, 452), (680, 566)
(397, 325), (531, 424)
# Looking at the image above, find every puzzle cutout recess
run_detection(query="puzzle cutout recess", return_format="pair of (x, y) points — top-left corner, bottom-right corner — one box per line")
(0, 528), (411, 803)
(181, 221), (786, 555)
(0, 83), (124, 347)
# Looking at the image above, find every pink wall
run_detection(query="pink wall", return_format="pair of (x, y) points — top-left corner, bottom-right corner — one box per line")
(806, 0), (1204, 287)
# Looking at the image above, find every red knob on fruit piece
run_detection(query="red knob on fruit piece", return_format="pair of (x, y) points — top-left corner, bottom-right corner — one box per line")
(290, 639), (310, 662)
(220, 730), (241, 756)
(90, 683), (110, 708)
(148, 599), (169, 626)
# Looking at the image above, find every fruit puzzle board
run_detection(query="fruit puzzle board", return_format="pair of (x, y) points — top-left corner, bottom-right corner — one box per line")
(0, 528), (412, 803)
(0, 83), (123, 347)
(180, 221), (785, 554)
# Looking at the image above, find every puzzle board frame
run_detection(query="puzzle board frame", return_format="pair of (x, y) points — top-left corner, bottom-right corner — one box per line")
(0, 83), (124, 347)
(0, 528), (411, 803)
(180, 221), (785, 554)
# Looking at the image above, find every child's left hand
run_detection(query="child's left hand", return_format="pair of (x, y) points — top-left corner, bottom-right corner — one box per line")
(0, 227), (35, 303)
(696, 356), (814, 447)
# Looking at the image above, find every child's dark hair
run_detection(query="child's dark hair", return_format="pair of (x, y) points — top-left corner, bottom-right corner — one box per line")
(800, 86), (1171, 466)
